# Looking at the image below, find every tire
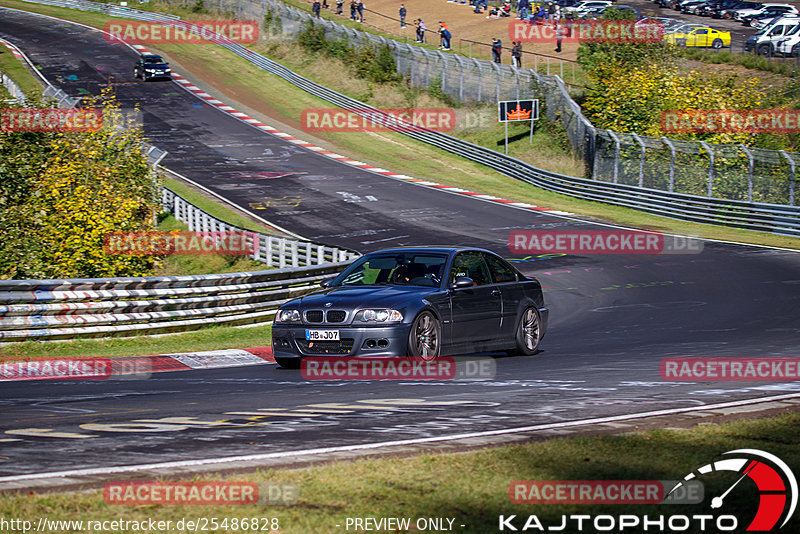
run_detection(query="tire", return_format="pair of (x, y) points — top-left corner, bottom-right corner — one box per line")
(407, 311), (441, 360)
(758, 44), (772, 57)
(723, 11), (732, 18)
(275, 357), (301, 369)
(512, 307), (541, 356)
(712, 38), (723, 49)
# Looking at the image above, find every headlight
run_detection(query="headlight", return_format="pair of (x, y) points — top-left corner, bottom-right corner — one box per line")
(275, 309), (301, 324)
(353, 309), (403, 323)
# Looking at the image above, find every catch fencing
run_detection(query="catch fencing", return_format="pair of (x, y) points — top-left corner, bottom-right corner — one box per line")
(14, 0), (800, 235)
(0, 71), (26, 103)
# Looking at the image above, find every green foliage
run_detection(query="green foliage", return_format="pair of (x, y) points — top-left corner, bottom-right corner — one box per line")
(297, 23), (400, 84)
(0, 93), (162, 279)
(191, 0), (205, 13)
(298, 22), (328, 52)
(427, 77), (456, 107)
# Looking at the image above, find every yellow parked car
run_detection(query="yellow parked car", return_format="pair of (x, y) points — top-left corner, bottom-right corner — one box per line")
(664, 26), (731, 48)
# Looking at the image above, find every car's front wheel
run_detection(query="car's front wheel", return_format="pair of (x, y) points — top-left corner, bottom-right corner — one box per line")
(408, 311), (440, 360)
(275, 356), (301, 369)
(758, 44), (772, 57)
(512, 307), (541, 356)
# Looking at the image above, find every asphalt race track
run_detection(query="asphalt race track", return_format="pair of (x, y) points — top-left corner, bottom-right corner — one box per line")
(1, 8), (800, 479)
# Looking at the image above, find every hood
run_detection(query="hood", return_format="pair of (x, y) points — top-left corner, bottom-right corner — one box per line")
(287, 285), (443, 309)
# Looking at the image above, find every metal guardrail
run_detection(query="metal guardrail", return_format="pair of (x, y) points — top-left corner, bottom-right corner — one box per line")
(0, 71), (26, 103)
(0, 262), (348, 340)
(12, 0), (800, 236)
(162, 188), (359, 268)
(22, 0), (180, 21)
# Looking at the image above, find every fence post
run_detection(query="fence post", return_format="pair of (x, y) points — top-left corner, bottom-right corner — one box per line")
(632, 133), (646, 188)
(780, 150), (796, 206)
(473, 58), (482, 102)
(661, 137), (676, 193)
(699, 141), (715, 198)
(607, 130), (621, 185)
(739, 145), (754, 202)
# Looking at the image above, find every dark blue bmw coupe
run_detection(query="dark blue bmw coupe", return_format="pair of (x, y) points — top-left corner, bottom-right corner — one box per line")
(271, 247), (548, 368)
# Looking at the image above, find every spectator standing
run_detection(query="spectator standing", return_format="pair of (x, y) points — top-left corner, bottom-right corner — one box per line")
(415, 18), (427, 42)
(439, 21), (452, 50)
(357, 0), (365, 21)
(491, 37), (502, 63)
(555, 23), (564, 52)
(517, 0), (529, 20)
(312, 0), (321, 17)
(336, 0), (343, 14)
(547, 1), (556, 25)
(399, 4), (407, 27)
(511, 41), (522, 67)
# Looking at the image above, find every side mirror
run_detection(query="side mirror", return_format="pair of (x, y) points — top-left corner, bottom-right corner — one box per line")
(319, 277), (336, 288)
(449, 276), (474, 289)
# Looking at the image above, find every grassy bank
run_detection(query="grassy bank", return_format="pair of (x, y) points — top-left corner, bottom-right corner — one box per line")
(1, 410), (798, 533)
(1, 0), (799, 251)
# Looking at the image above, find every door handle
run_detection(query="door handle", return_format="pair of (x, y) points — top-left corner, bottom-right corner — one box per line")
(491, 289), (501, 296)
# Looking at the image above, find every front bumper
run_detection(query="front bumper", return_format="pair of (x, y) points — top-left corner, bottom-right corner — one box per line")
(272, 324), (411, 361)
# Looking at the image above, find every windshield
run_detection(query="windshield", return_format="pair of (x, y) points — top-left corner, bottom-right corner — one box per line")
(335, 252), (448, 287)
(143, 57), (166, 64)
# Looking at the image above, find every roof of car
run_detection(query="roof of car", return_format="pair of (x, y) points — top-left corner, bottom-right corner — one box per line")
(362, 246), (495, 255)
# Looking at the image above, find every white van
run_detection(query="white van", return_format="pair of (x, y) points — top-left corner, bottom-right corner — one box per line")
(744, 15), (800, 55)
(774, 23), (800, 55)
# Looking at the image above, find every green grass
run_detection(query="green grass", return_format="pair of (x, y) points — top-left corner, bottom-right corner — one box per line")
(155, 213), (269, 276)
(1, 410), (798, 533)
(0, 39), (44, 98)
(162, 175), (278, 235)
(0, 323), (271, 360)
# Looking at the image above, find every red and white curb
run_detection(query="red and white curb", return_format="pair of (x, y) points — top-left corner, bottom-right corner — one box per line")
(130, 43), (571, 217)
(0, 38), (25, 60)
(0, 347), (274, 381)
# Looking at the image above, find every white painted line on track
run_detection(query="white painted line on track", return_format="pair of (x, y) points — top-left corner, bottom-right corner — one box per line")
(2, 392), (798, 483)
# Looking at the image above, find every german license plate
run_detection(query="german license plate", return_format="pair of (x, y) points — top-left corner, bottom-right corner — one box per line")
(305, 329), (339, 341)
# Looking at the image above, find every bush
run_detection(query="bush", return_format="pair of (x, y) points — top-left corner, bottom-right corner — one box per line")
(0, 94), (161, 279)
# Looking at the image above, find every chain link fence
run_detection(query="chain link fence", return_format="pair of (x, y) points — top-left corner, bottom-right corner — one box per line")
(198, 0), (798, 206)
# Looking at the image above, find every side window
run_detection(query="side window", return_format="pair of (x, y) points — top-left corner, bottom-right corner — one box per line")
(483, 254), (518, 284)
(449, 252), (490, 286)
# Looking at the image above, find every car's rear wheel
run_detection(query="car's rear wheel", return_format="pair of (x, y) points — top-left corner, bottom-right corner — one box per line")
(275, 357), (301, 369)
(408, 311), (440, 360)
(512, 307), (541, 356)
(712, 38), (723, 49)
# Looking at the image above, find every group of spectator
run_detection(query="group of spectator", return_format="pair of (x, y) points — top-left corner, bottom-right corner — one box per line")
(313, 0), (365, 21)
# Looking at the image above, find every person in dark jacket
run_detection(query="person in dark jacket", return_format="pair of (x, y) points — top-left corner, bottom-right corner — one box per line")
(399, 4), (407, 27)
(439, 21), (451, 50)
(312, 0), (321, 17)
(357, 0), (365, 22)
(350, 0), (357, 19)
(511, 41), (522, 67)
(491, 37), (502, 63)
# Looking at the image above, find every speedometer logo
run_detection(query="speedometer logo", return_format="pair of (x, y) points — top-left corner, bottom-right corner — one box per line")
(668, 449), (797, 531)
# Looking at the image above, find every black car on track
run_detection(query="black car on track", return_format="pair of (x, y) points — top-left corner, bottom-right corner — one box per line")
(271, 247), (549, 368)
(134, 54), (171, 81)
